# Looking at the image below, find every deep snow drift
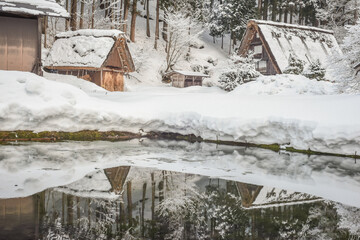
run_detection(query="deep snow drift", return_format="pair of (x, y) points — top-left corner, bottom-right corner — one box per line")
(1, 70), (359, 156)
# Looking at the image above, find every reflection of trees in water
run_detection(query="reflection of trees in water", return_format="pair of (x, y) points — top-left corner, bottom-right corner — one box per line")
(2, 167), (355, 240)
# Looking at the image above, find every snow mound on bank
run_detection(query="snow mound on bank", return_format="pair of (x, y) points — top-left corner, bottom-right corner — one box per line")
(1, 71), (360, 156)
(232, 74), (337, 95)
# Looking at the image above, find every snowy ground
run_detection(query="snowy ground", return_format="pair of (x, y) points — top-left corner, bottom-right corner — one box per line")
(0, 140), (359, 208)
(1, 70), (359, 156)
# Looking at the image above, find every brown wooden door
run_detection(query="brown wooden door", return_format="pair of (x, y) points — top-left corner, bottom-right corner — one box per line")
(0, 16), (39, 72)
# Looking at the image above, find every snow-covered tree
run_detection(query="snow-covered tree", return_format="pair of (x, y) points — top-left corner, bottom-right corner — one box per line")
(209, 0), (256, 52)
(164, 11), (202, 72)
(303, 59), (326, 81)
(219, 54), (260, 91)
(283, 54), (306, 75)
(328, 20), (360, 92)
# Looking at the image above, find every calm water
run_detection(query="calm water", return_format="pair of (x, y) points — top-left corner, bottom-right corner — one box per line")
(0, 140), (359, 239)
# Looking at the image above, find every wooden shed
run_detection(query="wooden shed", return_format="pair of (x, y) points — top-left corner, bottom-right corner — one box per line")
(0, 0), (69, 75)
(165, 70), (209, 88)
(44, 29), (135, 91)
(238, 20), (341, 75)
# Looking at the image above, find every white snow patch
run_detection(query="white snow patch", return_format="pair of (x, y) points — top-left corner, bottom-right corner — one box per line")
(232, 74), (337, 95)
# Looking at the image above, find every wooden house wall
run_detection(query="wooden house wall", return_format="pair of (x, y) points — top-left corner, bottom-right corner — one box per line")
(53, 69), (124, 92)
(171, 73), (185, 88)
(171, 73), (203, 88)
(102, 71), (124, 91)
(104, 37), (135, 73)
(0, 196), (38, 239)
(0, 16), (40, 74)
(238, 25), (278, 75)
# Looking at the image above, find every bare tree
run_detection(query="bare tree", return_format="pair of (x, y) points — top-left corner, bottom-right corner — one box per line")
(164, 11), (202, 72)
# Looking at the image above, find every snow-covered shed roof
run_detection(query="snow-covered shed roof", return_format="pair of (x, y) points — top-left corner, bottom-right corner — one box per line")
(0, 0), (69, 18)
(166, 70), (209, 77)
(44, 29), (132, 69)
(239, 20), (341, 73)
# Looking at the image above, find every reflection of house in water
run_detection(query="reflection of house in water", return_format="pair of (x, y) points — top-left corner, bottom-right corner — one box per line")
(236, 182), (320, 208)
(0, 167), (351, 240)
(0, 194), (45, 239)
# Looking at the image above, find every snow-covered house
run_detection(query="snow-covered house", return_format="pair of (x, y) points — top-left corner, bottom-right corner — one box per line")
(165, 70), (209, 88)
(0, 0), (69, 75)
(44, 29), (135, 91)
(238, 20), (341, 75)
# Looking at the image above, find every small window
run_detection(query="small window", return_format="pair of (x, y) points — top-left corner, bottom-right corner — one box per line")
(254, 45), (262, 55)
(255, 60), (267, 73)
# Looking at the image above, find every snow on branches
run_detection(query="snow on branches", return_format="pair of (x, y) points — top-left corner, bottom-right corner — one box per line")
(219, 54), (260, 92)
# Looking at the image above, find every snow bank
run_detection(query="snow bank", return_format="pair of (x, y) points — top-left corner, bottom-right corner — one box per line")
(232, 74), (337, 95)
(1, 71), (360, 156)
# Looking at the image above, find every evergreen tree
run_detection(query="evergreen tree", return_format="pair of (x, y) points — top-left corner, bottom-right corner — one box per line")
(283, 54), (305, 74)
(219, 55), (260, 91)
(303, 59), (326, 81)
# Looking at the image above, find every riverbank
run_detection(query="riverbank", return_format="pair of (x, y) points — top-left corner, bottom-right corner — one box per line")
(1, 130), (359, 160)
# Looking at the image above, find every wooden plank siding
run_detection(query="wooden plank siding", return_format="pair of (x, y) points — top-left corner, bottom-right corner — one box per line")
(238, 21), (281, 75)
(0, 16), (40, 74)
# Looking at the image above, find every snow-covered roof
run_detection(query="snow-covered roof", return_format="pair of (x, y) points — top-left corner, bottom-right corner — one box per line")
(246, 20), (341, 73)
(0, 0), (69, 18)
(44, 29), (123, 68)
(168, 70), (209, 77)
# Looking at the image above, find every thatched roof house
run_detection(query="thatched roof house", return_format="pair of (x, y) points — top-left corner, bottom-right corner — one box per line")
(0, 0), (69, 75)
(44, 29), (135, 91)
(165, 70), (209, 88)
(238, 20), (341, 75)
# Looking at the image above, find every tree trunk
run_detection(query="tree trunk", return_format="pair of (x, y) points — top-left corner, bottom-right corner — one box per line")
(289, 4), (293, 24)
(91, 0), (95, 28)
(130, 0), (137, 42)
(151, 173), (155, 240)
(123, 0), (129, 33)
(111, 0), (115, 29)
(141, 182), (147, 237)
(154, 0), (159, 49)
(65, 0), (70, 30)
(70, 0), (77, 31)
(355, 0), (359, 23)
(162, 9), (168, 41)
(44, 16), (47, 48)
(229, 32), (232, 55)
(271, 0), (277, 21)
(80, 0), (84, 29)
(146, 0), (150, 37)
(263, 0), (268, 20)
(258, 0), (262, 19)
(221, 34), (224, 49)
(284, 5), (288, 23)
(127, 181), (132, 231)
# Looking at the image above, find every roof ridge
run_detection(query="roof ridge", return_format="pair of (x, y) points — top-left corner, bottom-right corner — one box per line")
(250, 19), (334, 34)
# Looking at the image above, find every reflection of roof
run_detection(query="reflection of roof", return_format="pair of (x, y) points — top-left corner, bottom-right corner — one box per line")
(166, 70), (209, 77)
(44, 30), (123, 68)
(0, 0), (69, 18)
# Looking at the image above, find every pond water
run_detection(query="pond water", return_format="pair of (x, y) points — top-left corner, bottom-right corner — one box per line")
(0, 140), (359, 239)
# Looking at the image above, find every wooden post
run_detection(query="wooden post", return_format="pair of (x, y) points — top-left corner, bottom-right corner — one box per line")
(151, 173), (155, 240)
(91, 0), (95, 29)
